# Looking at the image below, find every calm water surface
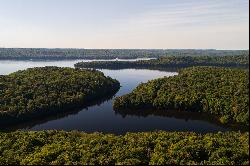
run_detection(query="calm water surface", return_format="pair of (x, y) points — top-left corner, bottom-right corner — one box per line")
(0, 60), (233, 134)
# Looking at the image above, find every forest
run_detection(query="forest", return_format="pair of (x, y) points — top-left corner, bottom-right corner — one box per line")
(0, 48), (248, 60)
(1, 52), (249, 165)
(113, 67), (249, 127)
(0, 130), (248, 165)
(75, 54), (249, 70)
(0, 67), (120, 125)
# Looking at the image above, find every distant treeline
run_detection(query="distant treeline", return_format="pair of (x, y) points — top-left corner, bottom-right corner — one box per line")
(75, 54), (249, 70)
(0, 48), (248, 60)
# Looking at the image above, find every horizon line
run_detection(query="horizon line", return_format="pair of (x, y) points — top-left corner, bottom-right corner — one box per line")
(0, 47), (249, 51)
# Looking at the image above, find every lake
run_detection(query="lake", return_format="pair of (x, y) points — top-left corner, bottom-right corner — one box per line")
(0, 59), (233, 134)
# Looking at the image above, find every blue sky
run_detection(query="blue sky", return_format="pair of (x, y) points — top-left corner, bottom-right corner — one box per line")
(0, 0), (249, 49)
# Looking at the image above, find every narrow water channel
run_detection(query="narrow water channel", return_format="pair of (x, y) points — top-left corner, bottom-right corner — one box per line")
(0, 60), (233, 134)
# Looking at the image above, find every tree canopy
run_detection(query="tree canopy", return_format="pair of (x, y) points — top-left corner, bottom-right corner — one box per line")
(0, 48), (248, 60)
(0, 67), (120, 124)
(75, 55), (249, 70)
(0, 130), (248, 165)
(113, 67), (249, 127)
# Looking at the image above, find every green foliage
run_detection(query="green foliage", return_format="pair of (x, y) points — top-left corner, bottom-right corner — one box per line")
(0, 48), (248, 60)
(0, 67), (120, 124)
(0, 131), (248, 165)
(113, 67), (249, 126)
(75, 55), (249, 70)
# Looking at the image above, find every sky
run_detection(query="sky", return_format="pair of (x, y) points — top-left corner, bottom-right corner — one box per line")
(0, 0), (249, 49)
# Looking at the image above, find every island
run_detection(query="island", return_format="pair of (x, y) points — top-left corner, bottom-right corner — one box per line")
(113, 67), (249, 127)
(74, 55), (249, 70)
(0, 67), (120, 125)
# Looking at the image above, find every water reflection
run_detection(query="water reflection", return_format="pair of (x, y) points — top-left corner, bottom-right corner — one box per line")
(115, 109), (247, 132)
(0, 60), (242, 134)
(0, 90), (118, 132)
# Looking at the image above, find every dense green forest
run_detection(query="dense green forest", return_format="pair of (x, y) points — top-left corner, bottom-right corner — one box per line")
(75, 54), (249, 70)
(113, 67), (249, 127)
(0, 48), (248, 60)
(0, 131), (248, 165)
(0, 67), (120, 124)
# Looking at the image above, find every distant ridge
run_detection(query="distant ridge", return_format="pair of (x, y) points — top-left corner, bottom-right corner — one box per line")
(0, 48), (248, 60)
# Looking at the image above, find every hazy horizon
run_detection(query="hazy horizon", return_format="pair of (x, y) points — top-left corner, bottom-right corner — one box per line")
(0, 0), (249, 49)
(0, 47), (248, 51)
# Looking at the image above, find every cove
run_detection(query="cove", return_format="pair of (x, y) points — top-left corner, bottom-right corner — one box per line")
(0, 60), (234, 134)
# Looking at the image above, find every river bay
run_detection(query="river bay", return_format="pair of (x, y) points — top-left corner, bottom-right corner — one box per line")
(0, 60), (233, 134)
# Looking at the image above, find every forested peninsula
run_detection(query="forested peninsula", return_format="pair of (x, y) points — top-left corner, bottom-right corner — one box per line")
(0, 131), (248, 165)
(75, 55), (249, 70)
(113, 67), (249, 127)
(0, 67), (120, 124)
(0, 48), (248, 60)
